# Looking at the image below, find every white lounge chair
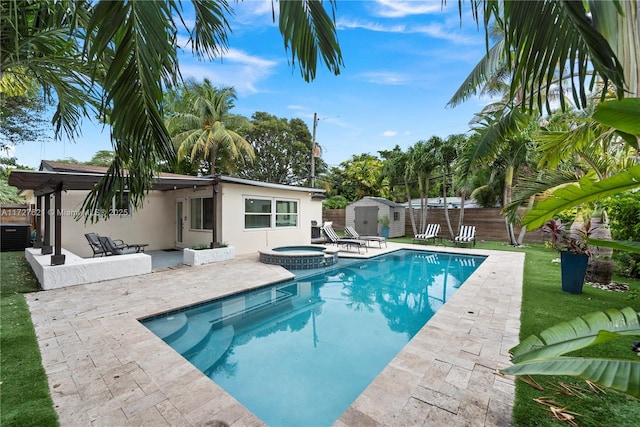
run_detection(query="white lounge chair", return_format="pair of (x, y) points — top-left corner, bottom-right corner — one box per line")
(344, 226), (387, 248)
(454, 225), (476, 246)
(413, 223), (441, 244)
(322, 224), (368, 253)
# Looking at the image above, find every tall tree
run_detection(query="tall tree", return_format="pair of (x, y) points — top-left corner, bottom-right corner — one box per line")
(432, 136), (458, 239)
(457, 1), (640, 229)
(464, 108), (535, 245)
(0, 79), (52, 149)
(166, 82), (254, 175)
(379, 145), (407, 203)
(86, 150), (115, 167)
(1, 0), (343, 219)
(405, 141), (438, 236)
(238, 112), (325, 185)
(330, 154), (384, 201)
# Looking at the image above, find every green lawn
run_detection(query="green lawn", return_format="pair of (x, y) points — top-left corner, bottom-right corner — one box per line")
(0, 251), (59, 427)
(2, 242), (640, 426)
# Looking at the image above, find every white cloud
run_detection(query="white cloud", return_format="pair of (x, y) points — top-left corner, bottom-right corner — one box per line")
(371, 0), (442, 18)
(337, 18), (406, 33)
(382, 130), (398, 137)
(179, 48), (277, 95)
(337, 18), (478, 45)
(361, 71), (410, 85)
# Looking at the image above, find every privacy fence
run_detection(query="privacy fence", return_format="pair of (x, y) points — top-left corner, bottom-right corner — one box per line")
(323, 208), (546, 244)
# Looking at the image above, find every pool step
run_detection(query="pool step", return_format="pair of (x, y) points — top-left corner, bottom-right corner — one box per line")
(143, 313), (188, 341)
(165, 312), (215, 355)
(185, 325), (235, 374)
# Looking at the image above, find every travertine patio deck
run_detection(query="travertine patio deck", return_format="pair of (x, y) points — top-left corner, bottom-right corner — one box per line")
(26, 243), (523, 426)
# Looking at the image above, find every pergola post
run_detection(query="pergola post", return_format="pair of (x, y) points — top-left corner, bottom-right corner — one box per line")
(210, 182), (219, 248)
(33, 196), (43, 249)
(51, 185), (65, 265)
(41, 194), (52, 255)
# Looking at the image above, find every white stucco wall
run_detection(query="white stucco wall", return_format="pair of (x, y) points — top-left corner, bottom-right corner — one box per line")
(27, 182), (323, 258)
(218, 183), (323, 255)
(40, 190), (175, 258)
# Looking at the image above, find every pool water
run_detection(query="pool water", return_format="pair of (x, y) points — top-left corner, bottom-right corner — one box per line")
(142, 249), (484, 426)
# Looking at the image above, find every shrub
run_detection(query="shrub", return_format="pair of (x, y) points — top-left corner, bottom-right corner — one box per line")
(603, 191), (640, 278)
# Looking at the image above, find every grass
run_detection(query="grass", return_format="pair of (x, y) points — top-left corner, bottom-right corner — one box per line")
(393, 237), (640, 426)
(2, 240), (640, 426)
(0, 251), (59, 427)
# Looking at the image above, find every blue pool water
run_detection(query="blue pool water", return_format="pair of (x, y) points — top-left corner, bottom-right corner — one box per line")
(142, 249), (484, 426)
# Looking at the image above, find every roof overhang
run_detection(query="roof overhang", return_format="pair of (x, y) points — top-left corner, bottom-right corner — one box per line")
(8, 169), (214, 196)
(216, 175), (325, 194)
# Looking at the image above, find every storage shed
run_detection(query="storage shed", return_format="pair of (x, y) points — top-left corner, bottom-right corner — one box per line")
(345, 197), (405, 238)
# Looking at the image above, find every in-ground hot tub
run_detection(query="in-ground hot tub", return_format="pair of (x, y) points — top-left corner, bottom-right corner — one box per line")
(259, 245), (339, 270)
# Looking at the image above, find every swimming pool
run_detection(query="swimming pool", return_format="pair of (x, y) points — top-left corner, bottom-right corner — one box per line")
(142, 249), (484, 426)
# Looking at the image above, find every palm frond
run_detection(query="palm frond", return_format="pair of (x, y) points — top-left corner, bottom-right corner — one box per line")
(468, 0), (626, 111)
(278, 0), (343, 81)
(447, 36), (506, 107)
(502, 169), (585, 224)
(520, 164), (640, 229)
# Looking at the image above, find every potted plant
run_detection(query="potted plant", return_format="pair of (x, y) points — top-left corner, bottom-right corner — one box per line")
(379, 215), (390, 238)
(542, 219), (593, 294)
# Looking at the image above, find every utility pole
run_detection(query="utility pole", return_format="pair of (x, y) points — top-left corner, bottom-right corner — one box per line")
(310, 112), (318, 187)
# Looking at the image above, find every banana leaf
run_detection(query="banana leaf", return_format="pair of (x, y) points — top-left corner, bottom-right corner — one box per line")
(520, 165), (640, 229)
(502, 307), (640, 398)
(510, 307), (640, 363)
(501, 357), (640, 398)
(587, 239), (640, 254)
(593, 98), (640, 137)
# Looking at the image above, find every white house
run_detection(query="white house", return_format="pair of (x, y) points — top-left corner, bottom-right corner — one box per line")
(9, 161), (325, 288)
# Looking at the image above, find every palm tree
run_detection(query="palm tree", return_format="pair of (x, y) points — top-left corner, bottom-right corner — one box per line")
(166, 82), (254, 175)
(455, 1), (640, 229)
(464, 107), (536, 245)
(405, 141), (438, 236)
(1, 0), (343, 219)
(433, 136), (458, 239)
(457, 0), (640, 394)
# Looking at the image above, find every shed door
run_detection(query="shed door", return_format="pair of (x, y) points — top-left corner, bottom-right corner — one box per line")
(354, 206), (378, 236)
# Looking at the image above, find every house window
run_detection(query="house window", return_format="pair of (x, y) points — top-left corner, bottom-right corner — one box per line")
(111, 191), (130, 216)
(244, 197), (298, 229)
(276, 200), (298, 227)
(190, 197), (213, 230)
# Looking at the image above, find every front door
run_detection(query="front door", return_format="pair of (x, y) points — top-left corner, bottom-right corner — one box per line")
(354, 206), (378, 236)
(176, 199), (184, 246)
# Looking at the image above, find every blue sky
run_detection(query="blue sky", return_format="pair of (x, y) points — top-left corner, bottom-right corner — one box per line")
(12, 0), (491, 170)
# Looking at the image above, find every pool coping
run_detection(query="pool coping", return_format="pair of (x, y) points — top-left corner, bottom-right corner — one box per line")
(25, 242), (522, 426)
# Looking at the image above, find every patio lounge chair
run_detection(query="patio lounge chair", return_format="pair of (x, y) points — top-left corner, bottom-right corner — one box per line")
(98, 236), (147, 256)
(454, 225), (476, 247)
(85, 232), (127, 257)
(413, 223), (441, 244)
(344, 226), (387, 248)
(322, 224), (368, 254)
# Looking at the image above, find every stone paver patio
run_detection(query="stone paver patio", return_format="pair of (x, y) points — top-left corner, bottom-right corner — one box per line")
(26, 243), (523, 426)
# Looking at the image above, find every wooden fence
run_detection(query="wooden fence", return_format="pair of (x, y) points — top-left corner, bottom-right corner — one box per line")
(323, 207), (545, 243)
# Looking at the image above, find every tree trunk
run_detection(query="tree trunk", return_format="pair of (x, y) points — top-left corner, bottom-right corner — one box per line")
(406, 182), (418, 236)
(504, 165), (518, 246)
(443, 173), (454, 239)
(458, 189), (466, 231)
(585, 210), (614, 284)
